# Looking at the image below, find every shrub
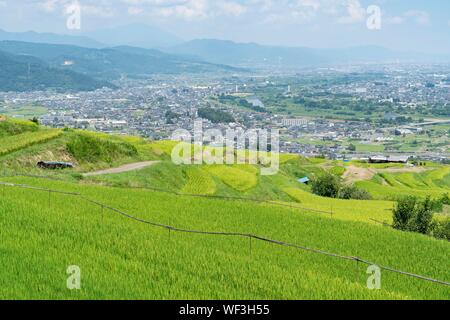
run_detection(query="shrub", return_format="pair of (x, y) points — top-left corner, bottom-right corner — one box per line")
(392, 196), (417, 231)
(347, 144), (356, 152)
(393, 196), (434, 235)
(439, 193), (450, 205)
(432, 219), (450, 241)
(428, 194), (450, 213)
(339, 185), (372, 200)
(410, 197), (434, 234)
(30, 117), (39, 125)
(311, 173), (340, 198)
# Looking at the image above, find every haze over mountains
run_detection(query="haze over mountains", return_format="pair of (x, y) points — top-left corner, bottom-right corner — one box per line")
(87, 24), (183, 49)
(170, 39), (450, 68)
(1, 24), (449, 92)
(0, 24), (183, 49)
(0, 29), (104, 49)
(0, 28), (239, 92)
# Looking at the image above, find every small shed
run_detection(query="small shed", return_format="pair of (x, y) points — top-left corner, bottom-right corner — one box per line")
(298, 177), (310, 185)
(37, 161), (74, 170)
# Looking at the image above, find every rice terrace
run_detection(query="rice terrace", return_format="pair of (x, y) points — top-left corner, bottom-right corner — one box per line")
(0, 117), (449, 300)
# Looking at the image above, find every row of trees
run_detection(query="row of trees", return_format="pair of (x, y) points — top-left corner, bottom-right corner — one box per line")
(198, 107), (235, 124)
(393, 195), (450, 241)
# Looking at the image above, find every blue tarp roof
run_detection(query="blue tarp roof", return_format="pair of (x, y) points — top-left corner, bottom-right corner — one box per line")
(298, 177), (310, 183)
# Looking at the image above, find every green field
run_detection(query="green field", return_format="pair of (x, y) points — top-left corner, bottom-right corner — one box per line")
(0, 117), (449, 300)
(1, 176), (449, 299)
(356, 166), (450, 200)
(182, 166), (217, 195)
(0, 104), (48, 119)
(0, 129), (62, 156)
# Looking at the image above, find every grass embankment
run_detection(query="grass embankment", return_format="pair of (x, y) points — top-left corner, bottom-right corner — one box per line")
(0, 117), (447, 225)
(0, 118), (162, 174)
(0, 176), (449, 300)
(356, 166), (450, 200)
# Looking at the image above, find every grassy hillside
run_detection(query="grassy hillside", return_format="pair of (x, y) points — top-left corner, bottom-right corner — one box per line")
(354, 164), (450, 200)
(1, 176), (449, 299)
(0, 117), (448, 223)
(0, 117), (449, 299)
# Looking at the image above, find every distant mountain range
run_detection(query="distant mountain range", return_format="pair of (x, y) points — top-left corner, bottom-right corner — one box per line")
(169, 39), (450, 68)
(0, 29), (104, 49)
(85, 24), (183, 49)
(0, 24), (182, 50)
(1, 25), (450, 92)
(3, 26), (449, 70)
(0, 40), (240, 92)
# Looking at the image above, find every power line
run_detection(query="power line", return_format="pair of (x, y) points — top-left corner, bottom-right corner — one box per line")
(0, 173), (333, 216)
(1, 180), (449, 288)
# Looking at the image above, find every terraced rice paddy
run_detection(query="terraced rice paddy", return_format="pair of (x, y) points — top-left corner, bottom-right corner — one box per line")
(0, 176), (449, 300)
(0, 129), (62, 156)
(356, 167), (450, 200)
(0, 118), (448, 300)
(181, 167), (217, 195)
(205, 165), (258, 192)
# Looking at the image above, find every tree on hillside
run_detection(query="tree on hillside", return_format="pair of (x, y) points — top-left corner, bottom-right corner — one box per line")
(392, 196), (417, 231)
(311, 173), (340, 198)
(411, 197), (434, 235)
(393, 196), (434, 235)
(339, 185), (372, 200)
(30, 117), (39, 125)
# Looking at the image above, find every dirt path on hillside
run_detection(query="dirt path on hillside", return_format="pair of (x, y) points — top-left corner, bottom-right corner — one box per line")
(342, 166), (377, 184)
(84, 161), (160, 177)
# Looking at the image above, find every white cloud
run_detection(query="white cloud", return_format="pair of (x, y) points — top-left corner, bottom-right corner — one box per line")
(35, 0), (116, 18)
(386, 10), (430, 26)
(337, 0), (365, 24)
(29, 0), (435, 29)
(386, 16), (404, 25)
(404, 10), (430, 25)
(259, 0), (365, 25)
(38, 0), (60, 12)
(149, 0), (209, 20)
(128, 6), (144, 15)
(81, 4), (116, 18)
(249, 0), (273, 12)
(140, 0), (248, 20)
(297, 0), (321, 11)
(217, 1), (247, 17)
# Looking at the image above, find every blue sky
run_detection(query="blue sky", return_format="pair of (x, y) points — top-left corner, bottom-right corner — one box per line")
(0, 0), (449, 52)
